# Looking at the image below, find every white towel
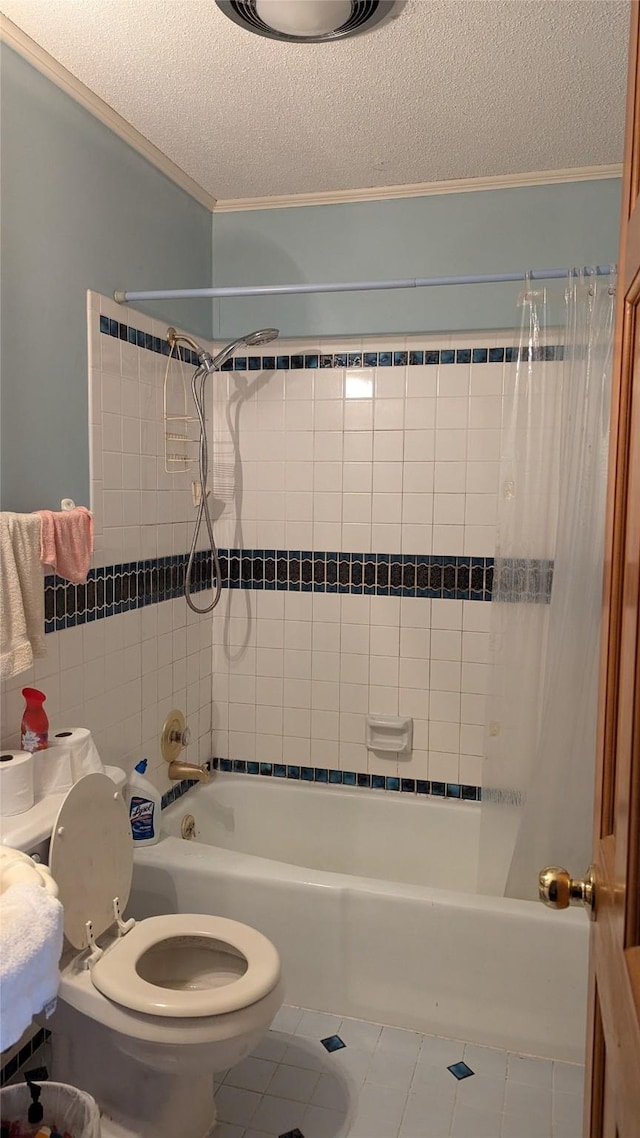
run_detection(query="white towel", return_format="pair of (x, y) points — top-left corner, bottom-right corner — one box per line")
(0, 512), (46, 678)
(0, 874), (64, 1052)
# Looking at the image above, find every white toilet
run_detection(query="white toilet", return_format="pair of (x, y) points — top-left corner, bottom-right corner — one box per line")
(41, 773), (284, 1138)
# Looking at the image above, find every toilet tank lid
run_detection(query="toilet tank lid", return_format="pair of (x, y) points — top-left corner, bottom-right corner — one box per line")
(49, 773), (133, 949)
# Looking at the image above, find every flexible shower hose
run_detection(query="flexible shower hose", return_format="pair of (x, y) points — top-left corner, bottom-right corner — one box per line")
(185, 365), (223, 614)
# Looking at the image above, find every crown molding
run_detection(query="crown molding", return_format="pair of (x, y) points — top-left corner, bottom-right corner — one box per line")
(213, 165), (623, 212)
(1, 14), (620, 219)
(0, 15), (217, 213)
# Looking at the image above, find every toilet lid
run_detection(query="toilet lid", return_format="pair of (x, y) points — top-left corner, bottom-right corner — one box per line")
(49, 773), (133, 949)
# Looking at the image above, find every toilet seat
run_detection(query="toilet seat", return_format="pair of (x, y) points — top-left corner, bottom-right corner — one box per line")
(90, 913), (281, 1018)
(49, 775), (281, 1022)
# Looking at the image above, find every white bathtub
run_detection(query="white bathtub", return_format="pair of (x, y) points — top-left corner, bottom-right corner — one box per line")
(130, 774), (588, 1062)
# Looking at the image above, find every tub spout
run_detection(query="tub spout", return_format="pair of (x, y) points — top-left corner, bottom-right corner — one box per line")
(167, 759), (211, 783)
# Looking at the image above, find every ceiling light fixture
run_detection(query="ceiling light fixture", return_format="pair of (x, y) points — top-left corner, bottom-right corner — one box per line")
(215, 0), (401, 43)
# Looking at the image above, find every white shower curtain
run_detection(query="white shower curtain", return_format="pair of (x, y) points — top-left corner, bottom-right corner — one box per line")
(478, 270), (616, 901)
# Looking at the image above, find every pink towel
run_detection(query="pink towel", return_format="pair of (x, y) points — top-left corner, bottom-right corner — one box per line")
(37, 507), (94, 584)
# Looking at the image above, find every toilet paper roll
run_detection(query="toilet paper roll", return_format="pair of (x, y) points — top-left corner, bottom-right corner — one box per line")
(50, 727), (105, 784)
(0, 751), (34, 816)
(32, 743), (73, 797)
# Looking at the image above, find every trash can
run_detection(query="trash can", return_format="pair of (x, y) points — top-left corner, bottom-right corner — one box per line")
(0, 1080), (101, 1137)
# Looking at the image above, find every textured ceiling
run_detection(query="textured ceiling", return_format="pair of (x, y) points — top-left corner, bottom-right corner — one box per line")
(1, 0), (630, 202)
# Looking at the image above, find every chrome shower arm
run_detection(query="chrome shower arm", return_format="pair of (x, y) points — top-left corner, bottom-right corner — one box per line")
(167, 326), (215, 373)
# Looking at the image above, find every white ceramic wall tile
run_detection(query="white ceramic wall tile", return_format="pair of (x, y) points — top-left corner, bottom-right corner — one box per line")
(0, 298), (214, 783)
(2, 318), (518, 801)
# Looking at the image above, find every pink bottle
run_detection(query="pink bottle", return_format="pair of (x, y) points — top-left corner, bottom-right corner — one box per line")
(21, 687), (49, 752)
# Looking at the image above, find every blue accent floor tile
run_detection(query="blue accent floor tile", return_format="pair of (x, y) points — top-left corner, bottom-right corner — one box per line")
(448, 1061), (474, 1080)
(321, 1035), (346, 1053)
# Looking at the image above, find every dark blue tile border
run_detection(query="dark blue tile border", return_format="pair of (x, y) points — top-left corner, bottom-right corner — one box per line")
(0, 1028), (50, 1088)
(215, 550), (494, 601)
(43, 550), (213, 633)
(99, 318), (560, 373)
(159, 760), (482, 808)
(157, 759), (481, 808)
(42, 547), (556, 633)
(41, 547), (556, 632)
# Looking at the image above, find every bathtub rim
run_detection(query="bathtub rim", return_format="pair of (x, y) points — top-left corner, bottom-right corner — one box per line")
(137, 824), (587, 931)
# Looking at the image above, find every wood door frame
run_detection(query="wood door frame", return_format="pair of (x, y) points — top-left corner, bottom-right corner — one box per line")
(587, 3), (640, 1135)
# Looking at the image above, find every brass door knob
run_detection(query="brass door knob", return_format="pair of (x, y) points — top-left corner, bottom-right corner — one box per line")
(538, 865), (596, 915)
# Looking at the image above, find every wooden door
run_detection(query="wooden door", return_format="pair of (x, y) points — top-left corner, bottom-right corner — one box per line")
(587, 3), (640, 1135)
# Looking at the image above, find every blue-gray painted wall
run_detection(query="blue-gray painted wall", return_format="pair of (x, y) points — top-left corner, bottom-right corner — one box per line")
(0, 45), (213, 512)
(212, 180), (621, 339)
(1, 40), (622, 512)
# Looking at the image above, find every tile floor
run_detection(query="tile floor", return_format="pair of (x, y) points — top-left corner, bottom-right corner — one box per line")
(214, 1005), (584, 1138)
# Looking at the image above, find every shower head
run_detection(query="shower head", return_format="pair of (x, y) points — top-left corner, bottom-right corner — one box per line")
(210, 328), (279, 371)
(166, 326), (279, 374)
(245, 328), (279, 347)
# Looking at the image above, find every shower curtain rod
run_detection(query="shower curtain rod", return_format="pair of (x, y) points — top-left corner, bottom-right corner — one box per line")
(114, 265), (615, 304)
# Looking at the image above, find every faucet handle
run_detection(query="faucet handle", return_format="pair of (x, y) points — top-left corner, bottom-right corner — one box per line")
(169, 724), (191, 747)
(161, 709), (190, 762)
